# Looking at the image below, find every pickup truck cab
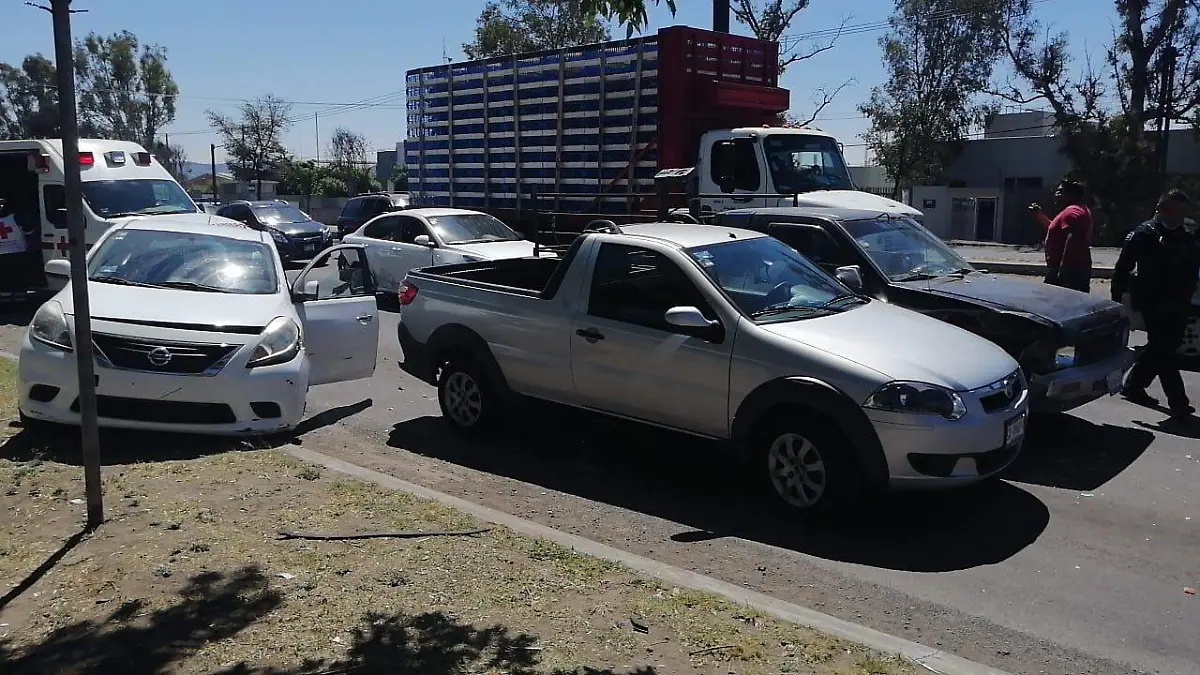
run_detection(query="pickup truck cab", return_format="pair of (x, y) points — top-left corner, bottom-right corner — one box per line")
(714, 206), (1136, 413)
(397, 222), (1029, 516)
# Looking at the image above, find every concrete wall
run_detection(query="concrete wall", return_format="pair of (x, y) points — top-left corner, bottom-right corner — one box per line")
(277, 195), (348, 225)
(912, 186), (1005, 241)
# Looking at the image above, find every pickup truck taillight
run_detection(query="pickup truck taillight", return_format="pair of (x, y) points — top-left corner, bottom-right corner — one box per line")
(398, 282), (418, 306)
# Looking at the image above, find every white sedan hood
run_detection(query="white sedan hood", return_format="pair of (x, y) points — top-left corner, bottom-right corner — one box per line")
(449, 239), (543, 260)
(57, 281), (286, 331)
(760, 300), (1018, 391)
(787, 190), (922, 217)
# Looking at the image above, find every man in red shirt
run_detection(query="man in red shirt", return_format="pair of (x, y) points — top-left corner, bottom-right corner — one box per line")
(1030, 180), (1093, 292)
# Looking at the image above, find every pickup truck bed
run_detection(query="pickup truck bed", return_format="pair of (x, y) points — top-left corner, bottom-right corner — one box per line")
(406, 240), (582, 299)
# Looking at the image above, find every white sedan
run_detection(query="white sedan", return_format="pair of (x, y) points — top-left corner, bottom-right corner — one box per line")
(18, 214), (380, 435)
(341, 207), (555, 294)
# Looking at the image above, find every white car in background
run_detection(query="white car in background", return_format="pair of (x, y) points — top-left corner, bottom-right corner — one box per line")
(17, 216), (380, 435)
(341, 207), (555, 294)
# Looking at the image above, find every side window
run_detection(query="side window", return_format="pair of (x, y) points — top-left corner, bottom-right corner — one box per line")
(710, 139), (761, 192)
(340, 199), (362, 218)
(588, 243), (714, 333)
(362, 215), (399, 241)
(364, 198), (386, 219)
(43, 184), (66, 228)
(770, 225), (843, 264)
(299, 248), (373, 300)
(397, 216), (430, 244)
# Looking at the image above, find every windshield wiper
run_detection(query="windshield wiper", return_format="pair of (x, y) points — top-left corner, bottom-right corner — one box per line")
(153, 281), (233, 293)
(750, 305), (827, 319)
(819, 293), (866, 308)
(102, 207), (196, 218)
(90, 276), (160, 288)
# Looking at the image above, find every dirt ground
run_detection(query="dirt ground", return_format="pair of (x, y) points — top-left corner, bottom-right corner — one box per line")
(0, 360), (913, 675)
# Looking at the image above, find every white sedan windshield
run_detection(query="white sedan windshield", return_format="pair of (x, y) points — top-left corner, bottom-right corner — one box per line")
(87, 229), (278, 295)
(427, 213), (523, 244)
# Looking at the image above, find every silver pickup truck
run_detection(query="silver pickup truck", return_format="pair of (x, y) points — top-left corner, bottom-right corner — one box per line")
(396, 222), (1030, 517)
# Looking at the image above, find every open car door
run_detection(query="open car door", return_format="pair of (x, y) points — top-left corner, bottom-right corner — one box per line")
(291, 245), (379, 385)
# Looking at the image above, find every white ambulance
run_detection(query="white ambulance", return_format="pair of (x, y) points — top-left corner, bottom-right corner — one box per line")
(0, 138), (200, 301)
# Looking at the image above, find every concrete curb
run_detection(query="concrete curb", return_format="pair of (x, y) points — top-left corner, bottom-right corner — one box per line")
(968, 260), (1117, 279)
(288, 446), (1013, 675)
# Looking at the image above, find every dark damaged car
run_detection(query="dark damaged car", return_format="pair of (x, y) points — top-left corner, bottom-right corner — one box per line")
(714, 207), (1135, 413)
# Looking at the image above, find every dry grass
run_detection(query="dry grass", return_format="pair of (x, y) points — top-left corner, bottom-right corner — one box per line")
(0, 360), (911, 675)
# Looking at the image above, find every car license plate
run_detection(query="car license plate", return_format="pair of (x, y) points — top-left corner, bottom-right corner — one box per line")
(1005, 413), (1027, 448)
(1105, 369), (1124, 394)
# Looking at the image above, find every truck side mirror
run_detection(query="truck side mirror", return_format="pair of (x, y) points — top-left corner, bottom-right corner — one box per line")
(412, 234), (435, 247)
(44, 259), (71, 278)
(713, 141), (738, 194)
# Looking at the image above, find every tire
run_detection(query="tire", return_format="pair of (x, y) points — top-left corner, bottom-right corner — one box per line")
(436, 353), (501, 436)
(755, 415), (864, 520)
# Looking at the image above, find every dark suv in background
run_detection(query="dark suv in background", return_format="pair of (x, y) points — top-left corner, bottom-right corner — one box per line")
(336, 192), (410, 236)
(216, 200), (332, 263)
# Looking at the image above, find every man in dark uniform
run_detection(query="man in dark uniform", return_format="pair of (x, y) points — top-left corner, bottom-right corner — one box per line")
(1112, 189), (1200, 418)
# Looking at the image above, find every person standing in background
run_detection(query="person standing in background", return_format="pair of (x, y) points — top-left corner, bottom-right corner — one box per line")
(1111, 189), (1200, 419)
(1029, 180), (1093, 292)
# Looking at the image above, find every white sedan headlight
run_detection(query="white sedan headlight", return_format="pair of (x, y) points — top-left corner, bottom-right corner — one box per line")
(29, 301), (73, 351)
(246, 316), (301, 368)
(865, 381), (967, 420)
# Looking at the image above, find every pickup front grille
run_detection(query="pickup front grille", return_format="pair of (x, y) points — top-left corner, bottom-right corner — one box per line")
(92, 333), (239, 376)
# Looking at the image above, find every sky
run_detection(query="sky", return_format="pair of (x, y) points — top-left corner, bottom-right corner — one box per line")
(1, 0), (1110, 167)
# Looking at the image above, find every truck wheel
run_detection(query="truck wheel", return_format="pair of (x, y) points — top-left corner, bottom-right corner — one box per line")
(437, 354), (499, 435)
(756, 417), (863, 520)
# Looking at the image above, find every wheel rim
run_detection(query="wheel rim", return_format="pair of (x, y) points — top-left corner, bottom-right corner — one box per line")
(444, 371), (482, 427)
(766, 432), (827, 508)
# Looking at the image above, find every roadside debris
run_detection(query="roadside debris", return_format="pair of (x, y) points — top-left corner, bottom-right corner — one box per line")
(689, 644), (736, 656)
(1184, 587), (1196, 596)
(630, 617), (650, 634)
(275, 527), (492, 541)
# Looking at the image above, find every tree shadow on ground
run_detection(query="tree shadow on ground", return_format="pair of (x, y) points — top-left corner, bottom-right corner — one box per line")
(0, 564), (654, 675)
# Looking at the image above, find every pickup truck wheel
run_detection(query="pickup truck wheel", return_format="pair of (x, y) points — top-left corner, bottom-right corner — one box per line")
(437, 356), (497, 435)
(757, 420), (862, 518)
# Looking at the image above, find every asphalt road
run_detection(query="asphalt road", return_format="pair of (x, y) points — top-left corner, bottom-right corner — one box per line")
(2, 275), (1198, 675)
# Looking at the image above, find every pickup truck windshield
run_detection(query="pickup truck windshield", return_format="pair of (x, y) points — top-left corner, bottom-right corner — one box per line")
(427, 213), (523, 244)
(81, 179), (198, 218)
(252, 203), (310, 225)
(843, 216), (975, 281)
(763, 134), (854, 193)
(686, 237), (859, 320)
(87, 229), (278, 295)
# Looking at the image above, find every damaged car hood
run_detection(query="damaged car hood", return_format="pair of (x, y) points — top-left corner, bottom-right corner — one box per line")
(899, 273), (1126, 330)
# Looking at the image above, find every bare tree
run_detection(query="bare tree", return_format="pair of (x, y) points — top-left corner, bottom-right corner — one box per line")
(732, 1), (853, 125)
(207, 95), (292, 199)
(327, 127), (369, 169)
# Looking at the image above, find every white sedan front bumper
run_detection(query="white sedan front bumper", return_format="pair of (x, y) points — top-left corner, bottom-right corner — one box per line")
(18, 329), (309, 436)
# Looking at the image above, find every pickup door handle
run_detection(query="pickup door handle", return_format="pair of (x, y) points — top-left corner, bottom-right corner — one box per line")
(575, 327), (604, 341)
(356, 314), (375, 324)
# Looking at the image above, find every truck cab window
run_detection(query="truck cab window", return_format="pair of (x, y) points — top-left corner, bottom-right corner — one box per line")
(770, 225), (845, 266)
(709, 138), (761, 192)
(588, 243), (714, 332)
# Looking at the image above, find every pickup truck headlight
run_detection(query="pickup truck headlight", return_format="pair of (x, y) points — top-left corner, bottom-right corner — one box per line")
(29, 301), (73, 351)
(246, 316), (301, 368)
(865, 381), (967, 420)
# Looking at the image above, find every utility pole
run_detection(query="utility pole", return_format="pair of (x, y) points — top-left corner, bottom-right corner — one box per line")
(713, 0), (730, 33)
(49, 0), (103, 529)
(314, 113), (320, 162)
(210, 143), (218, 202)
(1158, 44), (1179, 191)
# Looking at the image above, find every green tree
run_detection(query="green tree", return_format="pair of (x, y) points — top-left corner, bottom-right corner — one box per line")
(0, 55), (61, 138)
(74, 30), (179, 147)
(994, 0), (1200, 239)
(579, 0), (675, 35)
(207, 95), (293, 198)
(859, 0), (1006, 199)
(390, 164), (408, 190)
(464, 0), (611, 59)
(277, 158), (328, 209)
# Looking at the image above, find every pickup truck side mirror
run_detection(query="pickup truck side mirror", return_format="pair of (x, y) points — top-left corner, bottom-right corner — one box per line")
(665, 306), (717, 329)
(44, 258), (71, 278)
(834, 265), (864, 292)
(413, 234), (435, 247)
(295, 279), (320, 301)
